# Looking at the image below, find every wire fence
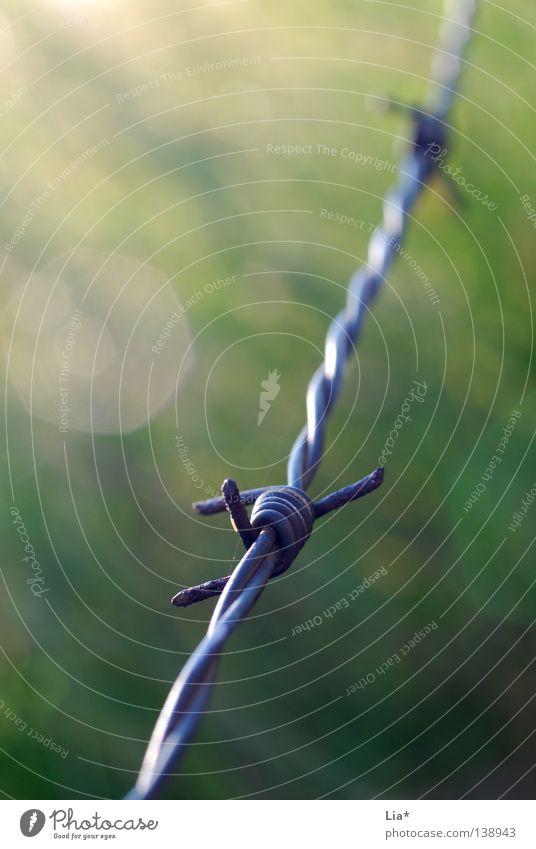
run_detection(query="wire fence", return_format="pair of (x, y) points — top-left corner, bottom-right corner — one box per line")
(126, 0), (478, 800)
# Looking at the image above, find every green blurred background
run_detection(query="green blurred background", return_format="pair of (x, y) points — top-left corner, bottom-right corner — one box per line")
(0, 0), (535, 799)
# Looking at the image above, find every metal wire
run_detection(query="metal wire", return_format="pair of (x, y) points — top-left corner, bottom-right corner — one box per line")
(126, 0), (477, 800)
(173, 467), (384, 607)
(288, 0), (477, 490)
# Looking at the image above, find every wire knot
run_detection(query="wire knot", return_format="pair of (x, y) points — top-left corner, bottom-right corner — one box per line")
(172, 468), (383, 607)
(250, 486), (315, 571)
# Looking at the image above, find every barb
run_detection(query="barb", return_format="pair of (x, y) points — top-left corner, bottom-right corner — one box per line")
(192, 485), (267, 516)
(129, 474), (382, 800)
(173, 467), (384, 608)
(221, 478), (258, 549)
(126, 0), (477, 800)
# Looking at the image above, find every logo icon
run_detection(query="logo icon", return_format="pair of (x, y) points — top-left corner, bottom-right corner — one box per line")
(20, 810), (46, 837)
(257, 369), (281, 426)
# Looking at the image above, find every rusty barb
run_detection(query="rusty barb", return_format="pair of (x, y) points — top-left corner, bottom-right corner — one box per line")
(172, 467), (385, 608)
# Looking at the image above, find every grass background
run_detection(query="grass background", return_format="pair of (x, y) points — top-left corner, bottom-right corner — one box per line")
(0, 0), (535, 799)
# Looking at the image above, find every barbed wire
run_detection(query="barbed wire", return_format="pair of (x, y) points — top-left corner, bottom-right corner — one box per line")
(126, 0), (478, 800)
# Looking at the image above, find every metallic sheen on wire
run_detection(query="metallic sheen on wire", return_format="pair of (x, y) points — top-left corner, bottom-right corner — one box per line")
(125, 0), (477, 800)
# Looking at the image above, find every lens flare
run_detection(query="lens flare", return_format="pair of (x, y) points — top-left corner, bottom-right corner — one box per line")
(2, 250), (192, 433)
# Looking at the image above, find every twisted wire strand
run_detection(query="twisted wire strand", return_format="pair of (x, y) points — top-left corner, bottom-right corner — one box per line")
(129, 487), (317, 799)
(127, 528), (278, 800)
(288, 0), (477, 490)
(126, 0), (477, 800)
